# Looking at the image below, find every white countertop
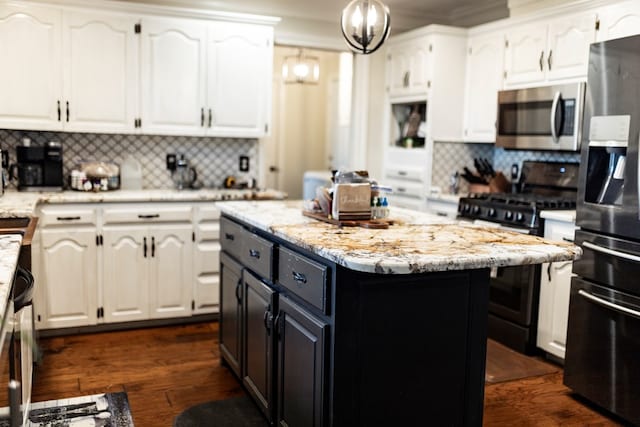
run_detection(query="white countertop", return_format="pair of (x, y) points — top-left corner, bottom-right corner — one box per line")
(217, 200), (582, 274)
(540, 210), (576, 223)
(0, 188), (286, 218)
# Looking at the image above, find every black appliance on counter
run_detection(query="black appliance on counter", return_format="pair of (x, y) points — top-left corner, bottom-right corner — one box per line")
(458, 160), (579, 354)
(10, 141), (63, 191)
(564, 34), (640, 426)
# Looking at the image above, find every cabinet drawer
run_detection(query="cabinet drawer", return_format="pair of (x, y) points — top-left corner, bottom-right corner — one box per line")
(103, 204), (192, 224)
(38, 205), (97, 227)
(220, 217), (245, 260)
(385, 167), (424, 182)
(242, 232), (274, 281)
(278, 246), (328, 313)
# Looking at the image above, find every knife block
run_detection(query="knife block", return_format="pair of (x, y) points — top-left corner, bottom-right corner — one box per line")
(469, 172), (510, 194)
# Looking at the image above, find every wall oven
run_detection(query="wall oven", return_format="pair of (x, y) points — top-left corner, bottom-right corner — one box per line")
(496, 82), (585, 151)
(565, 34), (640, 426)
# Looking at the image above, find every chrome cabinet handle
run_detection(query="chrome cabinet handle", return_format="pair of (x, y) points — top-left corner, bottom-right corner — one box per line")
(249, 249), (260, 259)
(582, 241), (640, 262)
(539, 50), (544, 71)
(208, 108), (212, 127)
(235, 279), (242, 302)
(403, 71), (410, 88)
(550, 91), (561, 143)
(224, 233), (235, 241)
(201, 108), (205, 126)
(578, 289), (640, 319)
(292, 271), (307, 284)
(547, 49), (553, 70)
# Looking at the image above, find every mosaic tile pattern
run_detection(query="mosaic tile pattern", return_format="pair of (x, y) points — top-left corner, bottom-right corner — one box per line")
(431, 141), (581, 194)
(0, 129), (258, 190)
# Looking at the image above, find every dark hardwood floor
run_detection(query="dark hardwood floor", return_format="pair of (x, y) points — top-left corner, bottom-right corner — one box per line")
(31, 321), (623, 426)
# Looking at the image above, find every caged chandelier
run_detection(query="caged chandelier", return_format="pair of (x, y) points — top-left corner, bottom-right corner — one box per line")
(340, 0), (391, 54)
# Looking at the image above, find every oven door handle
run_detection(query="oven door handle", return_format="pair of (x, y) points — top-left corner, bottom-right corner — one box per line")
(582, 241), (640, 263)
(550, 91), (562, 143)
(578, 289), (640, 319)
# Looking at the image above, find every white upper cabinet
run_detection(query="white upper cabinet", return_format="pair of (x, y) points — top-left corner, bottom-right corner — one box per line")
(387, 38), (432, 99)
(597, 0), (640, 42)
(140, 17), (207, 136)
(0, 4), (62, 131)
(463, 31), (505, 142)
(504, 12), (598, 87)
(207, 22), (272, 137)
(63, 11), (138, 133)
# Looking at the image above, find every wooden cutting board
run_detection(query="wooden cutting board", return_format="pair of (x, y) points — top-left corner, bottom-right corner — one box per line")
(302, 210), (394, 229)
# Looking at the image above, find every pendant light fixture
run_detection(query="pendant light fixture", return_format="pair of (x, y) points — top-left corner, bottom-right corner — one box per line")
(282, 49), (320, 84)
(341, 0), (391, 54)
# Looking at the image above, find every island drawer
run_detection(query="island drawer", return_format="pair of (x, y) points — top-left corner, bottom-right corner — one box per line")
(220, 217), (245, 260)
(241, 232), (274, 281)
(278, 246), (327, 313)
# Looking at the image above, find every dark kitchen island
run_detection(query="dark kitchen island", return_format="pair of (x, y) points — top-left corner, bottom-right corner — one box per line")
(216, 200), (581, 427)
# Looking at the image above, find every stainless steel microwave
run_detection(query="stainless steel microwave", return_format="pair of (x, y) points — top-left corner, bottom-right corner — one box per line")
(496, 82), (585, 151)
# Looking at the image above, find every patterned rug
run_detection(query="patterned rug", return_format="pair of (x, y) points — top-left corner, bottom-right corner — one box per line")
(27, 392), (134, 427)
(173, 396), (268, 427)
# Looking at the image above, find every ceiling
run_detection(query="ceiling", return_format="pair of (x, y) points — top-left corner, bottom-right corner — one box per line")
(124, 0), (510, 48)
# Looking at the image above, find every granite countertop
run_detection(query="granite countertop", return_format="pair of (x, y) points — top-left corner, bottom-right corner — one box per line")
(0, 234), (22, 320)
(217, 200), (582, 274)
(0, 188), (287, 218)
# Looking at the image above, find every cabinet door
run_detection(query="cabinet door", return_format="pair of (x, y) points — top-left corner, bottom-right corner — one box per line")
(206, 22), (272, 137)
(149, 224), (193, 319)
(62, 11), (138, 133)
(243, 272), (276, 423)
(36, 229), (98, 329)
(277, 296), (327, 427)
(102, 226), (149, 323)
(220, 252), (243, 378)
(546, 13), (597, 82)
(463, 32), (505, 142)
(193, 207), (221, 314)
(598, 0), (640, 42)
(140, 17), (206, 135)
(0, 4), (62, 131)
(387, 39), (431, 98)
(504, 24), (547, 86)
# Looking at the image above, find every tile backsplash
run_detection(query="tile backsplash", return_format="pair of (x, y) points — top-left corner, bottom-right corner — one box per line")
(432, 141), (581, 194)
(0, 129), (258, 190)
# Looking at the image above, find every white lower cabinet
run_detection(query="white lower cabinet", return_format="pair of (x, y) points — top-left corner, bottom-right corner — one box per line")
(33, 204), (99, 330)
(34, 202), (214, 331)
(537, 213), (577, 360)
(193, 205), (221, 314)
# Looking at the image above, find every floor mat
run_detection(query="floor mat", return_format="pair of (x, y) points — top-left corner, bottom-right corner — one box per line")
(173, 396), (268, 427)
(485, 339), (561, 384)
(27, 392), (134, 426)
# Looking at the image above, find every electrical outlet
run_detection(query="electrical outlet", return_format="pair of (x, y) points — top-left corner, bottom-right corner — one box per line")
(239, 155), (249, 172)
(166, 153), (176, 171)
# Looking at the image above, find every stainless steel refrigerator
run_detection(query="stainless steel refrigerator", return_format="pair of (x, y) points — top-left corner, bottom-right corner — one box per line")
(565, 34), (640, 425)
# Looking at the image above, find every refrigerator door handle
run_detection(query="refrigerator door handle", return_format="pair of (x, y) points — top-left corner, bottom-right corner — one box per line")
(550, 91), (561, 143)
(578, 289), (640, 319)
(583, 241), (640, 262)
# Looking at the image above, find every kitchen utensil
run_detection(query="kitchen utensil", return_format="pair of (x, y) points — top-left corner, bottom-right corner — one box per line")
(482, 158), (496, 177)
(173, 155), (197, 190)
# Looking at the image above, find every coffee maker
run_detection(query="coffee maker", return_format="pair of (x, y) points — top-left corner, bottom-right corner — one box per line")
(10, 140), (64, 191)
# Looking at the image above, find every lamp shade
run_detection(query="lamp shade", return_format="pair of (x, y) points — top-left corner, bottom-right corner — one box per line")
(341, 0), (390, 54)
(282, 49), (320, 84)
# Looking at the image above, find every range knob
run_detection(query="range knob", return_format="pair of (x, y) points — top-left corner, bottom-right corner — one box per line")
(488, 208), (497, 218)
(471, 205), (481, 215)
(516, 212), (525, 222)
(463, 203), (471, 213)
(504, 211), (514, 221)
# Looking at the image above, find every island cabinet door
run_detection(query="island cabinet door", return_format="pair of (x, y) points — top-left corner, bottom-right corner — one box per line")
(276, 295), (328, 427)
(243, 271), (276, 423)
(220, 252), (243, 378)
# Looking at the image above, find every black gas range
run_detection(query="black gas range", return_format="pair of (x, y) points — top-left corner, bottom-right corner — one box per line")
(457, 161), (579, 354)
(458, 192), (576, 235)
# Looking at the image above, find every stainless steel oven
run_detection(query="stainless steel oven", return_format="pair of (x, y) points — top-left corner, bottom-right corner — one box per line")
(496, 82), (585, 151)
